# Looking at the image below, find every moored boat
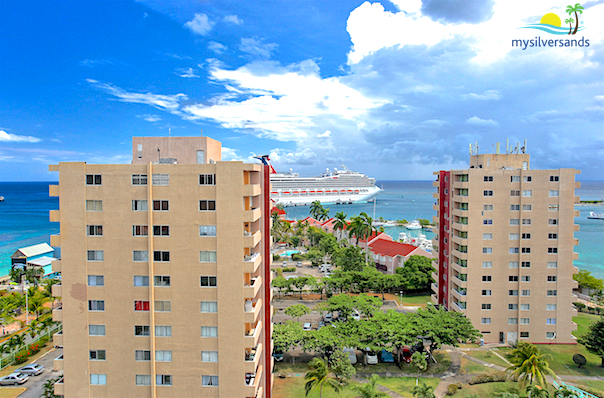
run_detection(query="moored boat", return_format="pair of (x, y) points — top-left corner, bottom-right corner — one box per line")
(587, 211), (604, 220)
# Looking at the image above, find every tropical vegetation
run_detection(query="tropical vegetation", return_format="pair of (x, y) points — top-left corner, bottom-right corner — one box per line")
(507, 342), (555, 388)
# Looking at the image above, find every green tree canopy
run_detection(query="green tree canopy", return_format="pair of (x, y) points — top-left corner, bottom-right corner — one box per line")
(573, 270), (604, 290)
(577, 318), (604, 367)
(272, 321), (303, 353)
(304, 357), (345, 397)
(284, 304), (311, 322)
(395, 256), (434, 291)
(333, 245), (366, 272)
(507, 342), (555, 388)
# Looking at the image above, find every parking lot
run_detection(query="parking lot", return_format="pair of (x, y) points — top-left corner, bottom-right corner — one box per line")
(0, 347), (63, 398)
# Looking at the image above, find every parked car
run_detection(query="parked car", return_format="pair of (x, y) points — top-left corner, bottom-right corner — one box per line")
(273, 349), (284, 362)
(324, 312), (333, 323)
(296, 261), (303, 267)
(0, 373), (29, 386)
(401, 347), (413, 363)
(303, 323), (313, 331)
(343, 347), (357, 365)
(365, 351), (378, 365)
(380, 349), (394, 363)
(318, 321), (326, 330)
(351, 310), (361, 321)
(16, 363), (44, 376)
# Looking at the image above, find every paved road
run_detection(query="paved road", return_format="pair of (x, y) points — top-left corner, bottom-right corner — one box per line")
(13, 347), (63, 398)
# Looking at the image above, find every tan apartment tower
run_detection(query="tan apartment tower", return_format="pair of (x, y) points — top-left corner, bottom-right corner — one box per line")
(49, 134), (273, 397)
(431, 148), (580, 344)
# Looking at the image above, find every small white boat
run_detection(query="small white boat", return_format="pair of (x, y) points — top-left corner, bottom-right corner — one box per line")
(587, 211), (604, 220)
(0, 196), (4, 202)
(406, 220), (422, 230)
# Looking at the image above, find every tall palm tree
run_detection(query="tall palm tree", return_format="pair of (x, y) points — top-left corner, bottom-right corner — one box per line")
(25, 267), (43, 286)
(349, 212), (376, 264)
(310, 200), (325, 220)
(353, 374), (388, 398)
(564, 18), (574, 34)
(333, 211), (347, 239)
(318, 207), (330, 221)
(508, 342), (555, 388)
(566, 3), (584, 35)
(28, 290), (50, 319)
(412, 382), (435, 398)
(304, 357), (345, 397)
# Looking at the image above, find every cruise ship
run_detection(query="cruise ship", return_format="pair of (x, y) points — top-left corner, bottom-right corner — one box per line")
(270, 166), (381, 206)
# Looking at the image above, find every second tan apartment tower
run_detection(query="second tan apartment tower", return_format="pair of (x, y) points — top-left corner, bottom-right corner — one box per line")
(432, 149), (580, 344)
(49, 134), (273, 397)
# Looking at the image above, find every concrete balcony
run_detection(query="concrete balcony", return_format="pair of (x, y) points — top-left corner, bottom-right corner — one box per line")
(572, 280), (579, 290)
(244, 230), (262, 248)
(431, 260), (438, 271)
(451, 262), (466, 274)
(574, 210), (580, 218)
(52, 306), (62, 322)
(433, 204), (439, 211)
(574, 224), (580, 232)
(451, 301), (467, 313)
(431, 283), (438, 294)
(572, 238), (579, 246)
(244, 343), (263, 373)
(52, 284), (62, 298)
(49, 210), (60, 222)
(244, 208), (262, 222)
(243, 184), (261, 197)
(432, 180), (439, 187)
(50, 234), (61, 247)
(452, 249), (468, 260)
(244, 364), (263, 397)
(451, 275), (467, 288)
(451, 288), (467, 301)
(54, 377), (64, 396)
(432, 215), (439, 225)
(571, 321), (578, 331)
(244, 321), (263, 348)
(244, 253), (262, 273)
(244, 299), (262, 324)
(574, 196), (580, 203)
(51, 259), (61, 273)
(431, 272), (438, 282)
(432, 192), (439, 199)
(452, 181), (469, 189)
(54, 354), (64, 371)
(244, 276), (262, 299)
(451, 235), (467, 246)
(49, 164), (59, 172)
(573, 252), (579, 260)
(452, 222), (468, 232)
(49, 185), (59, 197)
(455, 195), (469, 203)
(431, 294), (438, 304)
(53, 332), (63, 347)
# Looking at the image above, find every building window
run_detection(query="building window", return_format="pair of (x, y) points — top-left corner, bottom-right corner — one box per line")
(483, 219), (493, 225)
(483, 204), (493, 211)
(86, 175), (102, 185)
(510, 219), (519, 226)
(199, 200), (216, 211)
(547, 261), (558, 268)
(482, 275), (492, 282)
(509, 290), (518, 296)
(200, 301), (218, 313)
(89, 325), (105, 336)
(523, 190), (532, 197)
(155, 301), (171, 312)
(89, 300), (104, 311)
(199, 174), (216, 185)
(155, 351), (172, 362)
(200, 276), (217, 287)
(202, 375), (219, 386)
(521, 304), (530, 310)
(521, 318), (530, 325)
(521, 261), (531, 268)
(523, 176), (532, 182)
(135, 350), (151, 361)
(521, 247), (531, 254)
(135, 326), (150, 336)
(548, 233), (557, 239)
(546, 318), (557, 325)
(509, 247), (519, 254)
(522, 161), (528, 170)
(197, 150), (205, 164)
(86, 200), (103, 211)
(547, 304), (557, 311)
(482, 290), (492, 296)
(549, 219), (558, 225)
(154, 276), (171, 287)
(521, 290), (530, 296)
(549, 190), (559, 197)
(201, 326), (218, 337)
(482, 304), (491, 310)
(133, 225), (148, 236)
(133, 276), (149, 287)
(509, 276), (518, 282)
(132, 174), (147, 185)
(508, 318), (518, 324)
(548, 248), (558, 254)
(152, 174), (169, 186)
(509, 261), (519, 268)
(87, 275), (104, 286)
(484, 190), (493, 196)
(546, 332), (555, 338)
(520, 332), (530, 338)
(153, 226), (170, 236)
(87, 225), (103, 236)
(483, 233), (492, 240)
(511, 176), (520, 183)
(522, 233), (531, 239)
(509, 304), (518, 310)
(521, 276), (530, 282)
(200, 251), (217, 262)
(90, 350), (106, 360)
(510, 190), (520, 197)
(90, 374), (106, 385)
(483, 247), (492, 254)
(547, 290), (557, 296)
(153, 200), (169, 211)
(136, 375), (151, 386)
(484, 176), (493, 182)
(522, 219), (531, 225)
(199, 225), (217, 237)
(510, 204), (520, 211)
(132, 200), (148, 211)
(481, 318), (491, 324)
(87, 250), (104, 261)
(134, 301), (150, 311)
(155, 326), (172, 337)
(522, 204), (532, 211)
(137, 144), (143, 158)
(549, 204), (559, 211)
(201, 351), (218, 362)
(482, 261), (492, 268)
(547, 276), (557, 282)
(509, 233), (519, 240)
(156, 375), (173, 386)
(550, 176), (559, 182)
(154, 251), (170, 262)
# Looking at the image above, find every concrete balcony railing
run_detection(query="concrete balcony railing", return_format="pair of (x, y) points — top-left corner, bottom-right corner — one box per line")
(452, 181), (469, 189)
(52, 306), (62, 322)
(54, 354), (64, 371)
(53, 332), (63, 348)
(244, 230), (262, 248)
(432, 180), (439, 187)
(244, 321), (263, 348)
(244, 277), (262, 299)
(244, 253), (262, 274)
(431, 260), (438, 271)
(432, 215), (439, 225)
(244, 343), (263, 373)
(52, 284), (62, 298)
(432, 192), (439, 199)
(244, 208), (262, 222)
(244, 299), (262, 324)
(51, 259), (61, 273)
(431, 294), (438, 304)
(452, 301), (467, 313)
(54, 377), (64, 396)
(451, 288), (467, 301)
(431, 283), (438, 294)
(451, 262), (466, 274)
(452, 222), (468, 232)
(452, 249), (468, 260)
(571, 280), (579, 290)
(574, 224), (580, 232)
(431, 272), (438, 282)
(432, 203), (439, 212)
(571, 321), (578, 331)
(49, 210), (60, 222)
(244, 364), (263, 397)
(451, 235), (467, 246)
(50, 234), (61, 247)
(451, 275), (467, 288)
(243, 184), (261, 197)
(49, 185), (59, 197)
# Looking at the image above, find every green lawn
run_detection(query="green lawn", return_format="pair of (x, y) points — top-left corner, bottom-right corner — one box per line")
(573, 312), (600, 338)
(460, 357), (501, 375)
(465, 350), (510, 368)
(567, 379), (604, 395)
(454, 381), (558, 397)
(273, 376), (363, 398)
(376, 376), (440, 397)
(353, 351), (451, 375)
(397, 294), (432, 307)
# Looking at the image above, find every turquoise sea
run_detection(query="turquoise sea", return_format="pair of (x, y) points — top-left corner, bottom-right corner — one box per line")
(0, 181), (602, 278)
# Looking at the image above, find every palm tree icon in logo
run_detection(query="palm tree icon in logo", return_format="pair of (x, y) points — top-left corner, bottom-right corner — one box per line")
(564, 17), (575, 35)
(566, 3), (584, 35)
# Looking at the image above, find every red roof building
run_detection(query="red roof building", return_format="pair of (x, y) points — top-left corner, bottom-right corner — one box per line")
(368, 239), (431, 274)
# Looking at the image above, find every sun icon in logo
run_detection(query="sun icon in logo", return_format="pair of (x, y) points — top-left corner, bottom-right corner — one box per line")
(540, 13), (562, 27)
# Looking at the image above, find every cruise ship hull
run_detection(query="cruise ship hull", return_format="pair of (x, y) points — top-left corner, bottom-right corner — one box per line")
(271, 186), (381, 206)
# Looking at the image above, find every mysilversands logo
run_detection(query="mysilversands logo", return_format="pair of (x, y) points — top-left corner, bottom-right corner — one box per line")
(512, 3), (590, 50)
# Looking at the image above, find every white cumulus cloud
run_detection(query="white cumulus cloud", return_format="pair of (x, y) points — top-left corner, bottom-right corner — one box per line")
(224, 15), (242, 25)
(465, 116), (499, 126)
(461, 90), (501, 100)
(184, 13), (213, 36)
(0, 130), (41, 143)
(208, 41), (227, 54)
(317, 130), (331, 138)
(239, 37), (278, 59)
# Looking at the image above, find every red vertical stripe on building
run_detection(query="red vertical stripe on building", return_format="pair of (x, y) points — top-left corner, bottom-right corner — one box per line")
(263, 164), (272, 398)
(438, 171), (450, 307)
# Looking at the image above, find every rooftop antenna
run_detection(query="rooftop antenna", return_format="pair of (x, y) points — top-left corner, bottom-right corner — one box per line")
(507, 138), (510, 154)
(516, 142), (520, 154)
(475, 141), (479, 155)
(469, 143), (473, 155)
(521, 139), (527, 154)
(168, 128), (171, 158)
(496, 142), (500, 154)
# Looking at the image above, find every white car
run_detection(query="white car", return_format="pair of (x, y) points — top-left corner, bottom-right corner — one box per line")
(366, 351), (378, 365)
(0, 373), (29, 385)
(16, 363), (44, 376)
(343, 347), (357, 365)
(303, 323), (313, 331)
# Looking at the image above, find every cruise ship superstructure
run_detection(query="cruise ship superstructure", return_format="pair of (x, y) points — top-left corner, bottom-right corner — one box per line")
(270, 167), (381, 206)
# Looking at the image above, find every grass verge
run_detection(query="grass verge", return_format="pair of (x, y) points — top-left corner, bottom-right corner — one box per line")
(573, 312), (600, 338)
(376, 376), (439, 397)
(465, 350), (510, 368)
(0, 388), (26, 398)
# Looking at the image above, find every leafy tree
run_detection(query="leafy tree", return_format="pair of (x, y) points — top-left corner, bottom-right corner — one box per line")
(526, 385), (551, 398)
(354, 294), (383, 318)
(573, 270), (603, 290)
(348, 212), (376, 263)
(412, 382), (435, 398)
(395, 256), (434, 292)
(508, 342), (555, 388)
(353, 374), (387, 398)
(304, 357), (345, 398)
(284, 304), (310, 323)
(328, 349), (356, 382)
(28, 289), (50, 319)
(577, 318), (604, 367)
(25, 267), (43, 286)
(566, 3), (584, 35)
(302, 324), (349, 360)
(318, 234), (340, 257)
(555, 386), (579, 398)
(306, 248), (324, 267)
(272, 276), (290, 299)
(572, 353), (586, 368)
(290, 276), (310, 299)
(9, 266), (25, 284)
(333, 245), (365, 272)
(273, 321), (303, 354)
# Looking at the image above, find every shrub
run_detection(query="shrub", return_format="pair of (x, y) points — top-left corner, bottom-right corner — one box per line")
(272, 254), (281, 261)
(469, 372), (508, 385)
(573, 302), (586, 312)
(15, 350), (29, 364)
(28, 342), (40, 354)
(291, 253), (303, 261)
(39, 335), (50, 345)
(573, 353), (587, 368)
(282, 267), (296, 273)
(446, 383), (461, 395)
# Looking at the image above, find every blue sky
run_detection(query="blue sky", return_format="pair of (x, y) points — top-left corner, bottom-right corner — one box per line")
(1, 0), (603, 181)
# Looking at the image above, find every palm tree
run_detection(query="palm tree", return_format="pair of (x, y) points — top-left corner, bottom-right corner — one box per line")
(333, 211), (347, 239)
(353, 374), (388, 398)
(29, 289), (50, 319)
(564, 18), (574, 34)
(526, 385), (551, 398)
(508, 342), (555, 388)
(310, 200), (325, 220)
(25, 267), (43, 286)
(566, 3), (584, 35)
(304, 357), (345, 397)
(349, 212), (376, 264)
(412, 382), (435, 398)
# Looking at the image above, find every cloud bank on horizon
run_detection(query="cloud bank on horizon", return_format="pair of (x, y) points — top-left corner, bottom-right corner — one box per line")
(1, 0), (603, 181)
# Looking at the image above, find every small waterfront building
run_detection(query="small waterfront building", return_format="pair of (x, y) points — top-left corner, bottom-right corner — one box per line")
(368, 240), (432, 274)
(11, 243), (54, 268)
